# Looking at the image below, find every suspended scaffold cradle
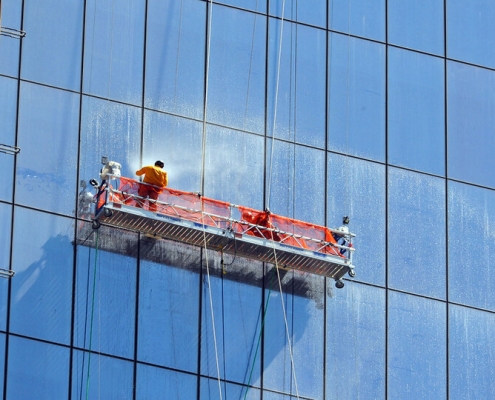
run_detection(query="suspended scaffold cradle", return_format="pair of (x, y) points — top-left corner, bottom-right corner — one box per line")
(89, 161), (356, 288)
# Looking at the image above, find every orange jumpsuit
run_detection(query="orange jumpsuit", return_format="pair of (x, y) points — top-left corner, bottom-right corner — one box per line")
(135, 165), (168, 211)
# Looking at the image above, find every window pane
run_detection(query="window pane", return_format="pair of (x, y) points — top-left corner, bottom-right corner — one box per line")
(83, 0), (145, 105)
(327, 154), (386, 286)
(136, 364), (197, 399)
(267, 141), (325, 225)
(329, 0), (385, 42)
(16, 83), (79, 215)
(388, 168), (446, 298)
(263, 272), (325, 399)
(448, 181), (495, 311)
(200, 377), (261, 399)
(0, 76), (17, 201)
(268, 20), (326, 148)
(447, 61), (495, 188)
(74, 226), (137, 359)
(204, 126), (264, 209)
(143, 110), (203, 193)
(0, 204), (12, 330)
(0, 334), (4, 393)
(326, 283), (385, 399)
(388, 0), (444, 55)
(388, 292), (446, 399)
(145, 0), (206, 119)
(0, 0), (22, 77)
(447, 0), (495, 68)
(21, 0), (83, 90)
(449, 305), (495, 399)
(71, 350), (134, 399)
(216, 0), (266, 13)
(10, 208), (74, 344)
(138, 243), (200, 372)
(270, 0), (326, 27)
(201, 259), (263, 385)
(328, 33), (385, 161)
(388, 48), (445, 175)
(207, 5), (266, 135)
(7, 337), (69, 399)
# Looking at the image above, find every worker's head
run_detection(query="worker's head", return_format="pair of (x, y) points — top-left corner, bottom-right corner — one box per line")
(155, 160), (164, 169)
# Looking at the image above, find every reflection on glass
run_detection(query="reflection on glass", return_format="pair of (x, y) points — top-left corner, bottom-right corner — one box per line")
(143, 110), (203, 193)
(7, 336), (69, 399)
(388, 292), (446, 399)
(216, 0), (266, 13)
(327, 154), (386, 286)
(71, 349), (133, 399)
(0, 204), (12, 330)
(449, 305), (495, 399)
(10, 208), (74, 344)
(447, 0), (495, 68)
(21, 0), (83, 90)
(268, 19), (326, 148)
(207, 5), (266, 134)
(388, 168), (446, 298)
(270, 0), (326, 27)
(0, 0), (22, 77)
(204, 125), (264, 209)
(83, 0), (145, 105)
(0, 76), (17, 201)
(328, 33), (385, 161)
(388, 0), (444, 55)
(326, 282), (385, 399)
(388, 48), (445, 175)
(200, 377), (261, 399)
(16, 83), (79, 215)
(267, 140), (325, 225)
(447, 61), (495, 188)
(448, 181), (495, 311)
(329, 0), (385, 41)
(145, 0), (206, 119)
(137, 364), (197, 399)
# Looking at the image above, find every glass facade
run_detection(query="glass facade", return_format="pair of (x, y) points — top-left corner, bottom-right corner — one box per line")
(1, 0), (495, 398)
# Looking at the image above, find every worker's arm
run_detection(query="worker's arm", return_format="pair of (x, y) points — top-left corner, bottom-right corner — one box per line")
(136, 167), (147, 176)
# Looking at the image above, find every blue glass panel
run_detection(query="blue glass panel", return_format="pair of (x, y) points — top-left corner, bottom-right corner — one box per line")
(16, 83), (79, 215)
(136, 364), (197, 399)
(145, 0), (206, 120)
(201, 258), (263, 385)
(329, 0), (385, 42)
(449, 305), (495, 399)
(79, 96), (141, 195)
(207, 5), (266, 135)
(328, 33), (386, 161)
(216, 0), (266, 13)
(448, 181), (495, 311)
(327, 154), (386, 286)
(270, 0), (326, 27)
(447, 0), (495, 68)
(326, 283), (385, 399)
(83, 0), (145, 105)
(388, 292), (446, 399)
(10, 208), (74, 344)
(0, 76), (17, 201)
(267, 140), (325, 225)
(268, 19), (326, 148)
(138, 254), (200, 372)
(143, 110), (203, 193)
(263, 272), (324, 399)
(71, 350), (133, 399)
(0, 334), (4, 393)
(74, 227), (137, 358)
(0, 0), (22, 77)
(0, 204), (12, 330)
(388, 168), (446, 298)
(388, 48), (445, 175)
(7, 337), (69, 399)
(204, 126), (264, 209)
(200, 377), (261, 399)
(388, 0), (444, 55)
(447, 61), (495, 188)
(21, 0), (83, 90)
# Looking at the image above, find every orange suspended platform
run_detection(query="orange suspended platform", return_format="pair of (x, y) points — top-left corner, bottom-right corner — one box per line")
(91, 176), (356, 287)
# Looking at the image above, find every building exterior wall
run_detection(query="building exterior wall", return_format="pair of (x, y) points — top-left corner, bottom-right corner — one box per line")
(1, 0), (495, 398)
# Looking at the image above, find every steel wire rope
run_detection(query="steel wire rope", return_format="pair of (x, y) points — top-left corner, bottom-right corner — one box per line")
(200, 2), (223, 397)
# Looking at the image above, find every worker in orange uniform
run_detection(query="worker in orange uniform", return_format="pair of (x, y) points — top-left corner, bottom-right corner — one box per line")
(135, 160), (168, 211)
